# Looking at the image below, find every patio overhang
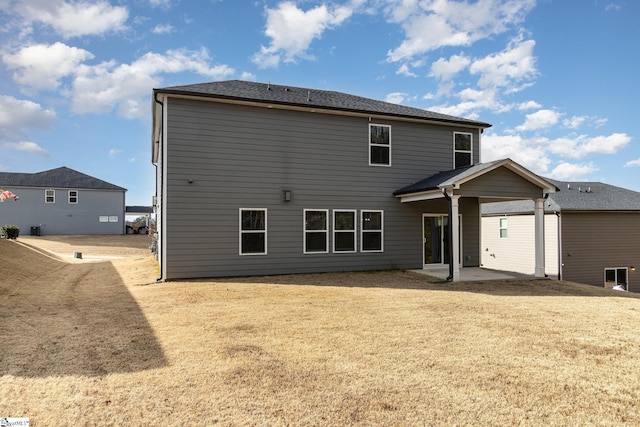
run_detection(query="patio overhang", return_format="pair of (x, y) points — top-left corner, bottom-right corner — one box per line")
(394, 158), (558, 282)
(393, 158), (557, 203)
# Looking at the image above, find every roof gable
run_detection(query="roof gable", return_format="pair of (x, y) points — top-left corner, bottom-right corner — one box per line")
(155, 80), (491, 128)
(394, 159), (556, 198)
(0, 167), (126, 191)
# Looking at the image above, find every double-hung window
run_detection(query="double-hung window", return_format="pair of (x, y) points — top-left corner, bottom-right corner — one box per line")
(369, 124), (391, 166)
(45, 189), (55, 203)
(361, 210), (383, 252)
(333, 210), (356, 253)
(304, 210), (328, 253)
(239, 209), (267, 255)
(69, 190), (78, 204)
(499, 218), (508, 238)
(454, 132), (472, 168)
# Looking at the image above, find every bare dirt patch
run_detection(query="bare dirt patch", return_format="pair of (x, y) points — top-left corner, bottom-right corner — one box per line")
(2, 235), (640, 425)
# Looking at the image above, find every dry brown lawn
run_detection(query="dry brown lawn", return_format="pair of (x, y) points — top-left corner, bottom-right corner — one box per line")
(2, 235), (640, 426)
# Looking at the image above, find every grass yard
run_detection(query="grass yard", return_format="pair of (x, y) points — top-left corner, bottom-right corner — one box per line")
(1, 235), (640, 425)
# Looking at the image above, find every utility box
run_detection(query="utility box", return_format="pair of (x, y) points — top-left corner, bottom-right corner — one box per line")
(30, 226), (41, 236)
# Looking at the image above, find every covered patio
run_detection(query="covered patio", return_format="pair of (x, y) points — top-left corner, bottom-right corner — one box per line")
(395, 158), (557, 281)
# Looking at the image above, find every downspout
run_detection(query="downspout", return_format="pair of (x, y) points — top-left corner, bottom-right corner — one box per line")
(442, 188), (454, 281)
(556, 211), (562, 281)
(153, 92), (164, 282)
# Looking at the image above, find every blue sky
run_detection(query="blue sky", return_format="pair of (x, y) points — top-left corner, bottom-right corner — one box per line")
(1, 0), (638, 206)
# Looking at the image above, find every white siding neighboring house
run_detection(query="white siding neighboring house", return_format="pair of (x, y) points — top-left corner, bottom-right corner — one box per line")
(0, 167), (127, 235)
(482, 180), (640, 292)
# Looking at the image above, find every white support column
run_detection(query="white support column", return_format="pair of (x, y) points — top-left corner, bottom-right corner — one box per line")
(534, 198), (546, 278)
(451, 195), (461, 281)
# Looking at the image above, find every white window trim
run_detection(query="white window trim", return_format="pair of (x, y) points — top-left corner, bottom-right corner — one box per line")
(453, 131), (473, 168)
(304, 209), (329, 254)
(604, 267), (628, 291)
(361, 210), (384, 253)
(333, 209), (357, 253)
(68, 190), (78, 204)
(499, 217), (508, 239)
(239, 208), (268, 256)
(369, 124), (392, 167)
(45, 189), (55, 203)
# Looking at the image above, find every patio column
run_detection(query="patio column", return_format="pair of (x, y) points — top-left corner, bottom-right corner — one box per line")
(450, 195), (461, 281)
(534, 198), (546, 278)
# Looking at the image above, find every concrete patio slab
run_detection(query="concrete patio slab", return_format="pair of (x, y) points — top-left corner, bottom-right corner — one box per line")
(410, 267), (538, 282)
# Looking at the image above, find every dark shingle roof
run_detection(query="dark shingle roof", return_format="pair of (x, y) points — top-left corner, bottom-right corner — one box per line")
(482, 179), (640, 214)
(126, 206), (153, 214)
(394, 164), (478, 195)
(0, 167), (126, 191)
(155, 80), (491, 128)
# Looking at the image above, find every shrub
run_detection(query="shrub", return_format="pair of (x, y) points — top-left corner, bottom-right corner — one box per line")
(1, 225), (20, 239)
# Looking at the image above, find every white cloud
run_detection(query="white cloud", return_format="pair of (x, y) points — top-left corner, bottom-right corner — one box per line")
(386, 0), (536, 62)
(605, 3), (622, 12)
(469, 37), (537, 89)
(396, 63), (417, 77)
(71, 48), (235, 118)
(516, 109), (560, 131)
(430, 87), (506, 117)
(518, 100), (542, 110)
(109, 148), (123, 158)
(149, 0), (173, 8)
(430, 54), (471, 81)
(2, 141), (49, 157)
(152, 23), (174, 34)
(385, 92), (408, 104)
(549, 133), (631, 158)
(0, 95), (56, 140)
(625, 158), (640, 167)
(549, 162), (598, 180)
(252, 1), (354, 68)
(481, 133), (552, 174)
(13, 0), (128, 38)
(2, 42), (94, 91)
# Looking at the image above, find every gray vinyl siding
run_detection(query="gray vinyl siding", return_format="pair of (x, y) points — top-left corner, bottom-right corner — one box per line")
(561, 212), (640, 292)
(459, 167), (543, 198)
(0, 187), (125, 235)
(162, 97), (482, 279)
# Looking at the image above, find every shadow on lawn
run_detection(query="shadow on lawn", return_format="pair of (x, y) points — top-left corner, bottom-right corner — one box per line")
(0, 253), (167, 378)
(210, 270), (639, 298)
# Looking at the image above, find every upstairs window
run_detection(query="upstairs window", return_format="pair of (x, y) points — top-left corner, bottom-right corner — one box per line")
(333, 210), (356, 253)
(304, 210), (329, 253)
(45, 189), (55, 203)
(454, 132), (472, 168)
(369, 124), (391, 166)
(239, 209), (267, 255)
(361, 210), (383, 252)
(69, 190), (78, 204)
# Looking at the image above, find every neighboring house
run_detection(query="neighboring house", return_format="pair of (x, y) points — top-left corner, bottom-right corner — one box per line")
(0, 167), (127, 235)
(482, 180), (640, 292)
(152, 80), (556, 281)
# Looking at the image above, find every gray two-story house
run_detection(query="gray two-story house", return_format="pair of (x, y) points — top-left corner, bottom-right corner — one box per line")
(0, 167), (126, 235)
(152, 80), (556, 281)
